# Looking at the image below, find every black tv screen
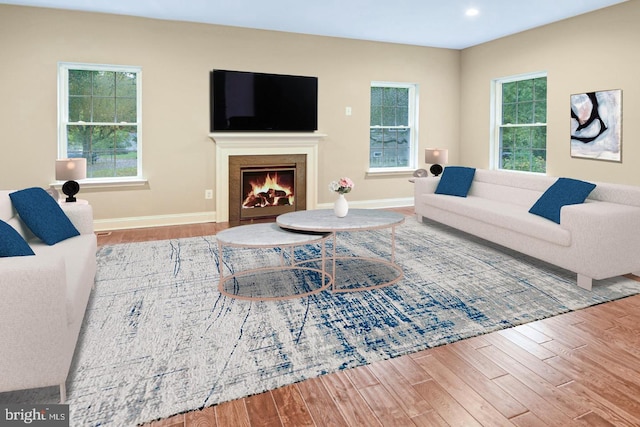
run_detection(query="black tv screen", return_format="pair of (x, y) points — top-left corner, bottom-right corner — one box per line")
(210, 70), (318, 132)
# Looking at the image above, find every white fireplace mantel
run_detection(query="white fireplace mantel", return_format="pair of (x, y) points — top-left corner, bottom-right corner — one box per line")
(209, 132), (326, 222)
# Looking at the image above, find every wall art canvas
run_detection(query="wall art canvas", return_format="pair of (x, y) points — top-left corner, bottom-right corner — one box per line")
(570, 89), (622, 162)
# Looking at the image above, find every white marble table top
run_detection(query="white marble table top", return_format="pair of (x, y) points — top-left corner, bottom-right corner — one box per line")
(277, 209), (405, 232)
(216, 222), (328, 247)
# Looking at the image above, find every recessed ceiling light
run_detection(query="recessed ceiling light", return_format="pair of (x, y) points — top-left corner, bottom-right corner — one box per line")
(466, 8), (479, 17)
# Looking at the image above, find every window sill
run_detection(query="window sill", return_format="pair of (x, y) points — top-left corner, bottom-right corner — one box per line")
(50, 177), (149, 190)
(366, 168), (416, 177)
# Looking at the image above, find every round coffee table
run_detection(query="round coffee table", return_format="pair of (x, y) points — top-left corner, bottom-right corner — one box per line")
(216, 223), (331, 300)
(277, 209), (405, 292)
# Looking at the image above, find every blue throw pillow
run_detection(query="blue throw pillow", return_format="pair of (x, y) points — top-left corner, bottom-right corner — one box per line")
(9, 187), (80, 245)
(529, 178), (597, 224)
(435, 166), (476, 197)
(0, 219), (35, 257)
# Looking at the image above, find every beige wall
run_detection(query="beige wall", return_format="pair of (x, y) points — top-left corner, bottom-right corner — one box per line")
(0, 5), (460, 226)
(460, 0), (640, 186)
(3, 2), (637, 227)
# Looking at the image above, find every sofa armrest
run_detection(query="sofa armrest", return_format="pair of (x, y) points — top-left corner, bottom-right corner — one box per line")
(0, 255), (69, 392)
(60, 202), (94, 235)
(561, 202), (640, 237)
(561, 202), (640, 277)
(413, 177), (440, 196)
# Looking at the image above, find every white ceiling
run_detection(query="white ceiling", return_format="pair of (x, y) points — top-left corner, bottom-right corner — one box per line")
(0, 0), (628, 49)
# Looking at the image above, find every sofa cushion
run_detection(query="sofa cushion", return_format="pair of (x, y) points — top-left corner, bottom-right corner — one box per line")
(420, 193), (571, 247)
(9, 187), (80, 245)
(529, 178), (597, 224)
(468, 180), (544, 208)
(0, 190), (15, 222)
(0, 219), (35, 257)
(435, 166), (476, 197)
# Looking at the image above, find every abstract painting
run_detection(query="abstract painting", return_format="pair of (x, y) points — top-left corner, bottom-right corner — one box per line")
(570, 89), (622, 162)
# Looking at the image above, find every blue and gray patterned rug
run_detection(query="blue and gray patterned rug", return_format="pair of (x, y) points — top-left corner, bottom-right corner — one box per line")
(3, 217), (640, 426)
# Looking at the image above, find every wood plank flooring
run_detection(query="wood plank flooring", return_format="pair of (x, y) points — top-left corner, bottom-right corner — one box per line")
(96, 209), (640, 427)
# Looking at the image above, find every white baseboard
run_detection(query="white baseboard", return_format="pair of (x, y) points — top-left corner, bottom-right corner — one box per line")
(93, 197), (414, 232)
(94, 211), (217, 232)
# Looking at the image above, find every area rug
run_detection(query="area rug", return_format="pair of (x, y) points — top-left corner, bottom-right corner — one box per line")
(2, 217), (640, 426)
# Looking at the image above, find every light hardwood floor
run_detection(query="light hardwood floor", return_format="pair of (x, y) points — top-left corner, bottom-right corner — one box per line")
(96, 209), (640, 427)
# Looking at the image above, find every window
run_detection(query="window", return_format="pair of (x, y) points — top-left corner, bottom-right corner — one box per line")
(493, 73), (547, 173)
(369, 82), (418, 171)
(58, 63), (142, 180)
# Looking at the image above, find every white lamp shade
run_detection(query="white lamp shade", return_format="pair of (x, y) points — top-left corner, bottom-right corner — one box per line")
(424, 148), (449, 165)
(56, 158), (87, 181)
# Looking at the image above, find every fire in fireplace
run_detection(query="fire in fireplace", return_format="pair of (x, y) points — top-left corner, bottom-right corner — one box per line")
(242, 169), (295, 209)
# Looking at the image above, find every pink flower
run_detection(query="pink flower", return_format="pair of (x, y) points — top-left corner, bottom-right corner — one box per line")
(329, 177), (354, 194)
(339, 177), (354, 188)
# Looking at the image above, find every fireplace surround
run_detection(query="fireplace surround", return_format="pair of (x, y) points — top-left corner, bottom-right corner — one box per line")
(229, 154), (306, 222)
(210, 132), (326, 222)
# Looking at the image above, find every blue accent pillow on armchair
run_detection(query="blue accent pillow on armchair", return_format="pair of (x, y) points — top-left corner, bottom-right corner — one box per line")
(529, 178), (596, 224)
(0, 219), (35, 257)
(9, 187), (80, 245)
(435, 166), (476, 197)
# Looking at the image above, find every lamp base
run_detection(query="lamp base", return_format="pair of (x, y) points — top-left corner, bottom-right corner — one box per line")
(429, 164), (443, 177)
(61, 180), (80, 203)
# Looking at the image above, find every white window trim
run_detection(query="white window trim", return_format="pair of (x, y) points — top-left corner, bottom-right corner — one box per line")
(490, 71), (547, 173)
(368, 81), (419, 174)
(57, 62), (144, 185)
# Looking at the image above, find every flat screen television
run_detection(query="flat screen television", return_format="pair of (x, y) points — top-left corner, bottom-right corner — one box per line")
(210, 69), (318, 132)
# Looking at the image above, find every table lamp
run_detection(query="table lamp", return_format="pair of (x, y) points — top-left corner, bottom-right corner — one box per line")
(424, 148), (448, 177)
(56, 158), (87, 202)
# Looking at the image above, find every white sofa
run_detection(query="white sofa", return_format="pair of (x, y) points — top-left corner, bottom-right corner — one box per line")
(0, 190), (97, 403)
(414, 169), (640, 290)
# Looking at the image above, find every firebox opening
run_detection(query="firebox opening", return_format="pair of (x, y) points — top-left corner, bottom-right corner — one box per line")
(242, 168), (295, 208)
(240, 167), (297, 220)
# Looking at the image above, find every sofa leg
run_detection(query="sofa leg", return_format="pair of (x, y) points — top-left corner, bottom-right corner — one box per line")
(60, 383), (66, 404)
(577, 274), (593, 290)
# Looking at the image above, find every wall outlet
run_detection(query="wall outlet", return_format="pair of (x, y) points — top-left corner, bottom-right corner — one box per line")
(205, 189), (213, 199)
